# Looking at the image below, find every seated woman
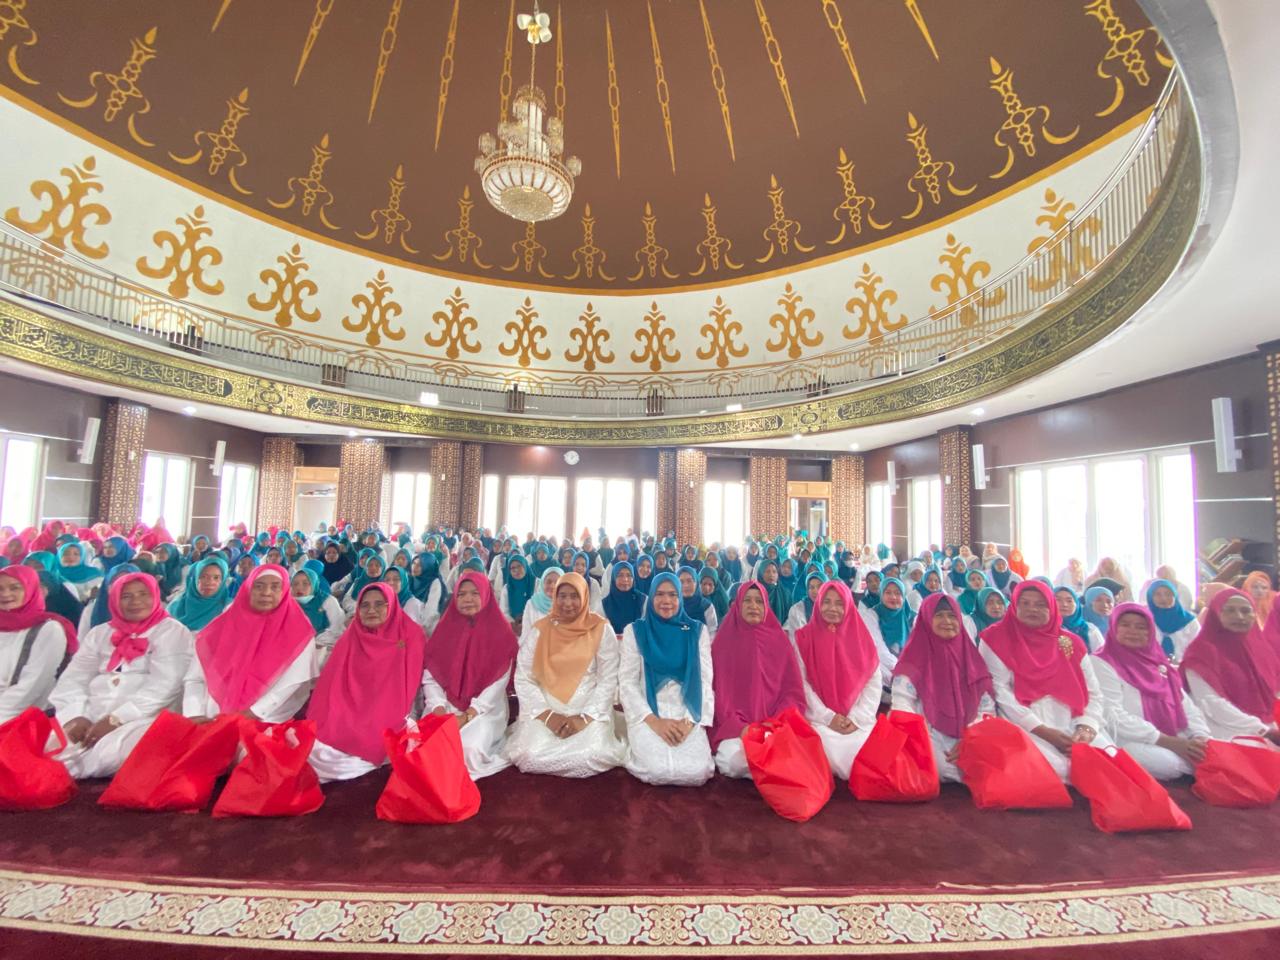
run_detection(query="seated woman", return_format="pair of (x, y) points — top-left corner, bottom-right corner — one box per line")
(1146, 579), (1200, 660)
(307, 582), (427, 782)
(0, 566), (75, 722)
(860, 577), (911, 681)
(619, 572), (713, 786)
(228, 553), (258, 599)
(166, 557), (231, 633)
(421, 571), (517, 780)
(570, 551), (605, 613)
(184, 565), (317, 725)
(709, 581), (806, 779)
(794, 581), (885, 779)
(970, 586), (1007, 640)
(319, 541), (354, 591)
(978, 581), (1108, 782)
(408, 551), (446, 635)
(1180, 588), (1280, 744)
(702, 550), (730, 592)
(152, 542), (187, 600)
(753, 559), (792, 626)
(698, 567), (730, 628)
(56, 541), (102, 603)
(1094, 603), (1212, 779)
(521, 566), (563, 639)
(1056, 586), (1104, 653)
(677, 566), (719, 636)
(1083, 585), (1115, 639)
(602, 562), (644, 637)
(497, 553), (535, 632)
(784, 567), (826, 634)
(632, 554), (655, 596)
(945, 558), (970, 598)
(989, 556), (1023, 599)
(891, 594), (996, 782)
(382, 566), (427, 628)
(291, 567), (346, 665)
(50, 572), (194, 779)
(506, 572), (626, 778)
(907, 565), (944, 613)
(859, 570), (882, 609)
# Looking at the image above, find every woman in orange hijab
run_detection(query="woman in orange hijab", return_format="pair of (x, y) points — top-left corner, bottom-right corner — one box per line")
(1007, 548), (1030, 579)
(1242, 572), (1275, 628)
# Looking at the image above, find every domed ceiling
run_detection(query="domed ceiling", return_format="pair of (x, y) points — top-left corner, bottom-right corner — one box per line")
(2, 0), (1170, 295)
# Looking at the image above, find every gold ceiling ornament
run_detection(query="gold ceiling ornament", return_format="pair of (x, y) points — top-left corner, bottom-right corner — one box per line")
(356, 163), (419, 254)
(169, 87), (253, 196)
(697, 0), (735, 162)
(135, 204), (224, 299)
(341, 269), (404, 347)
(554, 5), (566, 126)
(433, 0), (460, 150)
(1083, 0), (1164, 118)
(630, 302), (679, 373)
(433, 185), (491, 269)
(828, 147), (891, 245)
(367, 0), (403, 124)
(646, 1), (676, 174)
(902, 111), (974, 220)
(475, 1), (580, 223)
(987, 56), (1079, 180)
(57, 26), (159, 148)
(604, 13), (621, 179)
(247, 243), (321, 329)
(1026, 187), (1102, 292)
(424, 287), (482, 360)
(904, 0), (939, 61)
(564, 303), (614, 372)
(629, 202), (678, 281)
(697, 296), (749, 370)
(4, 155), (112, 259)
(819, 0), (867, 105)
(690, 193), (743, 276)
(211, 1), (234, 33)
(268, 133), (340, 231)
(0, 0), (39, 85)
(501, 221), (554, 278)
(765, 283), (821, 359)
(754, 0), (799, 137)
(757, 174), (815, 264)
(564, 203), (613, 282)
(843, 262), (906, 344)
(293, 0), (334, 86)
(498, 297), (551, 368)
(929, 233), (1006, 327)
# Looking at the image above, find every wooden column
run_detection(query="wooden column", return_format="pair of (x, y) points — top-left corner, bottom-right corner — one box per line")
(459, 443), (483, 529)
(655, 449), (677, 537)
(257, 438), (299, 531)
(830, 454), (866, 544)
(429, 441), (463, 529)
(749, 455), (788, 537)
(96, 399), (147, 527)
(336, 439), (386, 530)
(674, 448), (706, 546)
(938, 425), (975, 549)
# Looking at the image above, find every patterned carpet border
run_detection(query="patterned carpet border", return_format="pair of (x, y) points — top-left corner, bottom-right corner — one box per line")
(1, 868), (1279, 954)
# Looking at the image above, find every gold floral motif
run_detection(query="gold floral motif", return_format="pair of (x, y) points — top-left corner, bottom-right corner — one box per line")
(819, 0), (866, 104)
(1084, 0), (1162, 118)
(646, 2), (676, 173)
(1, 0), (39, 85)
(564, 203), (613, 282)
(565, 304), (614, 372)
(843, 263), (906, 344)
(247, 244), (320, 328)
(502, 221), (554, 278)
(757, 174), (814, 264)
(356, 163), (419, 255)
(341, 270), (403, 347)
(135, 205), (223, 299)
(929, 233), (1006, 326)
(498, 297), (551, 368)
(629, 202), (678, 281)
(631, 302), (679, 372)
(433, 184), (489, 268)
(169, 87), (253, 195)
(765, 283), (821, 359)
(293, 0), (334, 85)
(432, 0), (460, 148)
(754, 0), (798, 136)
(367, 0), (403, 123)
(425, 287), (481, 360)
(697, 0), (734, 161)
(268, 133), (340, 230)
(828, 148), (891, 245)
(1026, 188), (1103, 291)
(903, 111), (975, 220)
(988, 57), (1079, 179)
(57, 26), (158, 147)
(697, 296), (748, 369)
(5, 156), (111, 259)
(604, 13), (621, 178)
(690, 193), (743, 276)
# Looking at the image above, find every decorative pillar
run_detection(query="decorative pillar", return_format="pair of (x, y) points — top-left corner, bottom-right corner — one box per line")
(655, 449), (677, 537)
(749, 455), (788, 537)
(830, 454), (866, 545)
(1265, 341), (1280, 549)
(674, 448), (706, 546)
(257, 438), (299, 532)
(429, 441), (463, 529)
(336, 439), (386, 530)
(938, 426), (975, 548)
(459, 443), (483, 529)
(96, 400), (148, 527)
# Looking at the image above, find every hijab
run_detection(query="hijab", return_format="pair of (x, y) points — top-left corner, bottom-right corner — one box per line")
(990, 557), (1013, 592)
(503, 553), (535, 621)
(971, 586), (1005, 637)
(958, 569), (988, 617)
(1007, 548), (1030, 579)
(602, 561), (645, 634)
(981, 580), (1089, 714)
(88, 563), (139, 629)
(104, 572), (170, 671)
(1098, 603), (1187, 737)
(893, 594), (994, 739)
(347, 547), (384, 597)
(1056, 587), (1094, 652)
(321, 546), (354, 585)
(1082, 585), (1114, 635)
(632, 571), (704, 722)
(875, 578), (916, 654)
(947, 558), (969, 592)
(914, 564), (943, 598)
(754, 559), (792, 624)
(1180, 588), (1280, 722)
(1145, 579), (1196, 657)
(421, 571), (517, 711)
(698, 567), (730, 621)
(677, 566), (710, 621)
(383, 567), (414, 608)
(633, 554), (655, 596)
(409, 551), (443, 604)
(721, 547), (743, 584)
(529, 566), (563, 618)
(531, 572), (607, 704)
(166, 556), (231, 632)
(293, 567), (331, 632)
(153, 543), (186, 595)
(795, 581), (879, 718)
(0, 565), (77, 654)
(55, 541), (100, 584)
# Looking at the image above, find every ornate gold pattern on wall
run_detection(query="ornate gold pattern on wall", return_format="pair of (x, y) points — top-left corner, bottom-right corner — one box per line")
(697, 0), (734, 162)
(905, 0), (939, 60)
(341, 270), (403, 348)
(844, 263), (906, 344)
(5, 156), (111, 259)
(135, 205), (223, 299)
(356, 164), (418, 254)
(564, 203), (612, 282)
(903, 111), (975, 221)
(1265, 345), (1280, 551)
(336, 438), (386, 531)
(565, 304), (614, 372)
(247, 244), (320, 329)
(1026, 188), (1102, 291)
(169, 87), (253, 196)
(604, 12), (622, 179)
(292, 0), (334, 86)
(1, 0), (39, 86)
(211, 1), (234, 33)
(674, 448), (706, 547)
(929, 233), (1006, 326)
(1084, 0), (1172, 118)
(829, 454), (866, 546)
(97, 400), (147, 528)
(257, 437), (299, 531)
(502, 222), (553, 278)
(459, 443), (483, 530)
(646, 2), (676, 174)
(754, 0), (799, 137)
(57, 27), (158, 148)
(819, 0), (867, 105)
(765, 283), (821, 360)
(428, 441), (462, 529)
(697, 297), (748, 370)
(433, 0), (460, 150)
(433, 185), (491, 269)
(757, 175), (814, 265)
(828, 148), (891, 245)
(425, 286), (481, 361)
(690, 193), (743, 276)
(655, 449), (676, 537)
(987, 57), (1079, 180)
(938, 426), (973, 548)
(631, 302), (679, 373)
(749, 456), (788, 537)
(367, 0), (403, 124)
(630, 203), (677, 282)
(268, 134), (340, 231)
(498, 297), (550, 368)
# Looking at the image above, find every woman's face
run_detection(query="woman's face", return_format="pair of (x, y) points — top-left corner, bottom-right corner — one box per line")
(411, 557), (424, 577)
(1152, 585), (1176, 608)
(931, 602), (961, 638)
(542, 571), (561, 597)
(290, 573), (312, 598)
(573, 556), (588, 575)
(1015, 589), (1050, 628)
(615, 566), (634, 591)
(249, 573), (284, 612)
(819, 588), (845, 625)
(807, 577), (822, 601)
(1091, 592), (1114, 618)
(0, 575), (25, 610)
(679, 572), (696, 597)
(325, 546), (339, 562)
(358, 588), (390, 627)
(1055, 590), (1077, 617)
(1248, 579), (1269, 600)
(394, 553), (408, 568)
(196, 564), (223, 597)
(1115, 612), (1151, 648)
(509, 559), (526, 580)
(455, 580), (482, 617)
(60, 545), (81, 566)
(924, 571), (941, 591)
(637, 559), (651, 577)
(700, 577), (715, 597)
(103, 542), (117, 558)
(384, 569), (404, 594)
(984, 593), (1006, 619)
(652, 581), (680, 619)
(1220, 596), (1256, 633)
(554, 582), (583, 620)
(237, 557), (254, 575)
(265, 548), (282, 564)
(119, 580), (154, 621)
(967, 571), (985, 591)
(994, 559), (1008, 573)
(366, 558), (384, 579)
(881, 584), (904, 610)
(866, 573), (881, 592)
(741, 586), (766, 625)
(762, 564), (778, 585)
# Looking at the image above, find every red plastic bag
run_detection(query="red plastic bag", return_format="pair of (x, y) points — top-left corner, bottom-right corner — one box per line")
(956, 717), (1073, 810)
(1071, 744), (1192, 833)
(376, 715), (480, 824)
(0, 707), (76, 810)
(1192, 737), (1280, 808)
(98, 711), (241, 813)
(742, 708), (834, 822)
(850, 710), (940, 803)
(212, 720), (324, 818)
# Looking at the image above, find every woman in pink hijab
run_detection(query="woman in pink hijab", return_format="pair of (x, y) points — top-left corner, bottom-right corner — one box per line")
(891, 593), (995, 783)
(0, 565), (76, 722)
(796, 580), (888, 779)
(710, 581), (805, 779)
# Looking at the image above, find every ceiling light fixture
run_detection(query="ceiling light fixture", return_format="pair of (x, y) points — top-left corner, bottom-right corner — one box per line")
(792, 434), (802, 441)
(347, 429), (358, 438)
(725, 403), (742, 412)
(180, 405), (197, 416)
(850, 443), (860, 450)
(419, 391), (440, 406)
(970, 407), (985, 417)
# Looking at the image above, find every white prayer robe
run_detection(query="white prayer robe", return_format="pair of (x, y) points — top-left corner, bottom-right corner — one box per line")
(50, 618), (194, 779)
(0, 622), (67, 722)
(420, 671), (511, 780)
(1184, 669), (1278, 741)
(182, 639), (318, 724)
(1093, 657), (1211, 780)
(305, 595), (347, 668)
(1160, 619), (1201, 660)
(890, 677), (996, 783)
(780, 639), (882, 780)
(504, 625), (627, 778)
(784, 600), (809, 635)
(618, 622), (714, 786)
(851, 606), (901, 687)
(520, 601), (552, 641)
(63, 576), (102, 604)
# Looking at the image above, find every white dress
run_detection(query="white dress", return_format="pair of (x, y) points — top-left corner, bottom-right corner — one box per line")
(182, 640), (318, 724)
(1159, 620), (1201, 660)
(853, 606), (902, 687)
(790, 640), (883, 779)
(64, 576), (102, 604)
(1093, 657), (1211, 780)
(420, 671), (511, 780)
(890, 677), (997, 783)
(305, 595), (347, 668)
(504, 626), (627, 778)
(618, 622), (714, 786)
(0, 622), (68, 722)
(978, 642), (1110, 783)
(49, 618), (195, 779)
(784, 600), (809, 634)
(1184, 669), (1278, 741)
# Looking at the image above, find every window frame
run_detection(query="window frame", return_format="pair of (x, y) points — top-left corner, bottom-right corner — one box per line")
(140, 451), (193, 538)
(0, 433), (44, 530)
(216, 461), (259, 536)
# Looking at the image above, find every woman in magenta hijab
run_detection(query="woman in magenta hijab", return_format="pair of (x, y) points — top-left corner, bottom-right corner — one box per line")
(710, 581), (805, 779)
(0, 565), (76, 722)
(890, 593), (995, 783)
(421, 570), (517, 780)
(307, 582), (427, 782)
(795, 580), (888, 779)
(1093, 603), (1212, 780)
(1181, 588), (1280, 744)
(977, 579), (1108, 782)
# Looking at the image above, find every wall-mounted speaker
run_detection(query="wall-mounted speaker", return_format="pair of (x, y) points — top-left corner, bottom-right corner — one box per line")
(211, 439), (227, 477)
(972, 443), (989, 490)
(886, 459), (898, 492)
(77, 417), (100, 465)
(1211, 397), (1242, 473)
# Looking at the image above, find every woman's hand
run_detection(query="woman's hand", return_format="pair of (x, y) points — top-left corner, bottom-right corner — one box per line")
(62, 717), (92, 744)
(645, 715), (688, 746)
(1033, 725), (1075, 755)
(83, 715), (120, 748)
(558, 715), (588, 738)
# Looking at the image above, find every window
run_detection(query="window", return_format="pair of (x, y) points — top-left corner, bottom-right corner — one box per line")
(504, 475), (567, 539)
(0, 435), (42, 529)
(640, 479), (657, 536)
(1156, 452), (1196, 591)
(141, 453), (191, 536)
(478, 474), (500, 532)
(867, 482), (892, 549)
(704, 480), (749, 546)
(536, 477), (567, 539)
(575, 477), (634, 539)
(1015, 469), (1045, 572)
(216, 462), (258, 535)
(909, 476), (942, 555)
(389, 472), (432, 533)
(1093, 457), (1148, 583)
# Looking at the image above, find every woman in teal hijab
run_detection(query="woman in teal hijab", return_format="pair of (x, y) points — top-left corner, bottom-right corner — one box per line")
(153, 542), (186, 597)
(167, 556), (230, 631)
(501, 552), (535, 624)
(957, 567), (989, 617)
(870, 577), (916, 656)
(970, 586), (1006, 638)
(698, 566), (730, 621)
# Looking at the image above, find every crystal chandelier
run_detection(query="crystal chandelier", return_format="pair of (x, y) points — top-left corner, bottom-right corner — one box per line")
(475, 3), (581, 223)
